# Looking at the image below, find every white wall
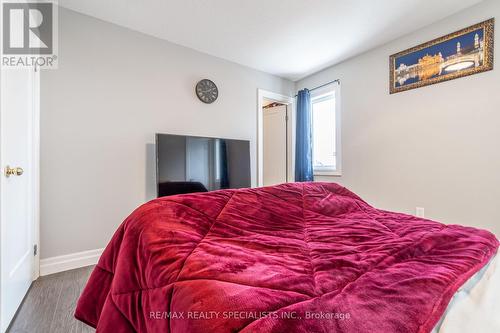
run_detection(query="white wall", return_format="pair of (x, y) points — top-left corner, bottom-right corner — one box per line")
(297, 0), (500, 236)
(41, 8), (294, 259)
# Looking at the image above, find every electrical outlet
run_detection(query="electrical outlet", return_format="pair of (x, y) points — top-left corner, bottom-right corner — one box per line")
(416, 207), (425, 218)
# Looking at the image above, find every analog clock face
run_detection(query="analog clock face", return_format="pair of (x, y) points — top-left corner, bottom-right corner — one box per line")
(196, 79), (218, 104)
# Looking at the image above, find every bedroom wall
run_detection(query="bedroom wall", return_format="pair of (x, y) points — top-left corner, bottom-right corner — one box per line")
(41, 8), (294, 259)
(297, 0), (500, 236)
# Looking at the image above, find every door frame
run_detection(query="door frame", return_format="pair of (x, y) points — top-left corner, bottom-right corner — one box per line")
(0, 66), (40, 284)
(257, 89), (295, 187)
(32, 67), (40, 281)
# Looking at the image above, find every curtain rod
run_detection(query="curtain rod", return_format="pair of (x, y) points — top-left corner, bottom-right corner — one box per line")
(294, 79), (340, 97)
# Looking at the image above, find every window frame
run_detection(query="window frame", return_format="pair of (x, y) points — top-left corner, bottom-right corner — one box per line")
(310, 83), (342, 177)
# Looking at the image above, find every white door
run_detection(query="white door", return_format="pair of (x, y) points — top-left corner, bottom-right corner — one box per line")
(0, 67), (39, 332)
(263, 105), (287, 186)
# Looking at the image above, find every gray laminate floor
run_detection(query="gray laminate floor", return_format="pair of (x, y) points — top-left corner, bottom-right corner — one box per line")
(7, 265), (96, 333)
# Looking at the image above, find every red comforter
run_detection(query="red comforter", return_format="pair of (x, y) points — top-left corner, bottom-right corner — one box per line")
(75, 182), (498, 333)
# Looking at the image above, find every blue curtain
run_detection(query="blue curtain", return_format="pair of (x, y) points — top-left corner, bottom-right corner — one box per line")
(295, 89), (313, 182)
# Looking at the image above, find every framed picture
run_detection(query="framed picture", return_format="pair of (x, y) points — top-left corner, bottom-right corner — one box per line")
(390, 19), (494, 94)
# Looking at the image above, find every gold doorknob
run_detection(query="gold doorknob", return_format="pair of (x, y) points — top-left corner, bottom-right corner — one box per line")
(4, 166), (24, 177)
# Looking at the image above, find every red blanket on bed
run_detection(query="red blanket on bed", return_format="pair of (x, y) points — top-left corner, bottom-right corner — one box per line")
(75, 182), (498, 333)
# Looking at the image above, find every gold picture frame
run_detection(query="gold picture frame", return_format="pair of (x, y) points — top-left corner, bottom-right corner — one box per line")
(390, 18), (494, 94)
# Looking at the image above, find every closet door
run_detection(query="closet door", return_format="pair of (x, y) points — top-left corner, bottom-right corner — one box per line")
(0, 67), (40, 332)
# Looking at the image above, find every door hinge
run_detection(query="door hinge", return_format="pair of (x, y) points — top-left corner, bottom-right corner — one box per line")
(34, 244), (38, 256)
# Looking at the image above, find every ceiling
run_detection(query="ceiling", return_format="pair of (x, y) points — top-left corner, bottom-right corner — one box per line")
(59, 0), (484, 81)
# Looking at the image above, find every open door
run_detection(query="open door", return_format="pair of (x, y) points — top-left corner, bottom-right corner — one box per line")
(257, 89), (295, 187)
(0, 67), (39, 332)
(263, 104), (288, 186)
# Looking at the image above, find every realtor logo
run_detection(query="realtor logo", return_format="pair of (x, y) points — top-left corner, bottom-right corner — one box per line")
(1, 0), (58, 68)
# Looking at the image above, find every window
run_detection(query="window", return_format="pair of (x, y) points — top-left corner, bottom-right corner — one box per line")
(311, 85), (341, 176)
(214, 139), (221, 181)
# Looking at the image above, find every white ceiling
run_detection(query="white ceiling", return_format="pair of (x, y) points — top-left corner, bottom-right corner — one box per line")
(59, 0), (484, 81)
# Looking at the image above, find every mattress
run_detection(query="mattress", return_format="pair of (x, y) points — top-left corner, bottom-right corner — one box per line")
(432, 254), (499, 332)
(75, 182), (498, 332)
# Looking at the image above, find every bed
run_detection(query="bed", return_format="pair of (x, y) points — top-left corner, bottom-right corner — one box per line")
(75, 182), (499, 332)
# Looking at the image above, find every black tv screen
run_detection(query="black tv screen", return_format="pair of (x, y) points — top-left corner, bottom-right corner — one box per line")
(156, 134), (251, 197)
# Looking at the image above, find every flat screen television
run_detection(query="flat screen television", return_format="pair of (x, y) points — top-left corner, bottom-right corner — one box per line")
(156, 133), (251, 197)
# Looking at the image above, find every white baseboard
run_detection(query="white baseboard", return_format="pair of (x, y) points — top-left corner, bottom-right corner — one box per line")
(40, 248), (104, 276)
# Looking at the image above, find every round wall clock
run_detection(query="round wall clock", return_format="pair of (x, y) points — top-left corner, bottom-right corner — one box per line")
(195, 79), (218, 104)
